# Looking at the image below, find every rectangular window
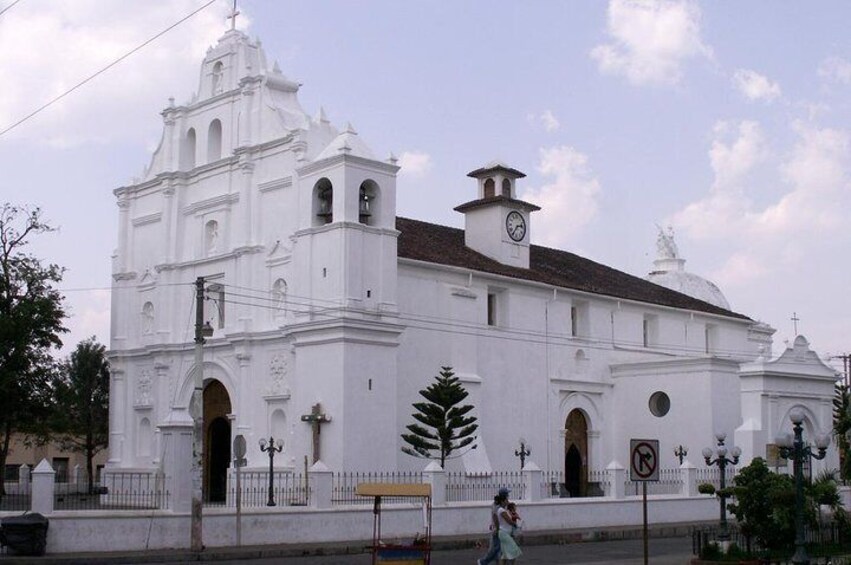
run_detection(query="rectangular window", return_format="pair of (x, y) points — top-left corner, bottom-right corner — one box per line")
(643, 314), (658, 348)
(570, 301), (589, 337)
(487, 293), (497, 326)
(52, 457), (69, 483)
(705, 324), (716, 354)
(4, 464), (18, 482)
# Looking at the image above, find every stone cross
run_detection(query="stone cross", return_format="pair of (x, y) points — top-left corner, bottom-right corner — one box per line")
(791, 311), (800, 335)
(226, 0), (240, 31)
(300, 403), (331, 464)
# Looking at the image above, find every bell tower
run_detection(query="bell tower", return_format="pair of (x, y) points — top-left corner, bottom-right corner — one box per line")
(455, 161), (539, 269)
(286, 127), (402, 471)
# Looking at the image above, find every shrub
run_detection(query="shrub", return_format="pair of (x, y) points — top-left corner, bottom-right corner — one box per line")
(698, 482), (716, 495)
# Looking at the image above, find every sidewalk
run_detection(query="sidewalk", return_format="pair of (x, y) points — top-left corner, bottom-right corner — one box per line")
(0, 522), (704, 564)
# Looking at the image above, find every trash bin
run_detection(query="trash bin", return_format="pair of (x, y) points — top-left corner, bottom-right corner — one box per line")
(0, 512), (49, 556)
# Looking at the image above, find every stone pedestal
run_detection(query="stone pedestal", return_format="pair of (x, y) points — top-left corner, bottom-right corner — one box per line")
(422, 461), (445, 505)
(32, 459), (55, 514)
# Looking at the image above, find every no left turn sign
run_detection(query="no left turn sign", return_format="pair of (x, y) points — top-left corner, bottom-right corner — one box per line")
(630, 439), (660, 482)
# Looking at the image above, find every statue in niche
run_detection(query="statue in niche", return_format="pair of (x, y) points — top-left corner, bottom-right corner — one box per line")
(141, 302), (154, 335)
(205, 220), (219, 254)
(268, 353), (289, 396)
(136, 369), (153, 406)
(271, 279), (287, 317)
(656, 225), (679, 260)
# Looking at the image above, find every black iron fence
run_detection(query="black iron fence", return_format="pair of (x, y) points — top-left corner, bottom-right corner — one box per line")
(55, 472), (168, 510)
(692, 522), (851, 562)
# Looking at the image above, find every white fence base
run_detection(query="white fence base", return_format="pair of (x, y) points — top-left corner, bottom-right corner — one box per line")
(24, 495), (718, 554)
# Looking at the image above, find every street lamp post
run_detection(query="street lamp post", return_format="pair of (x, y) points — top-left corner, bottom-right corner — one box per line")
(259, 437), (283, 507)
(514, 438), (531, 470)
(775, 409), (830, 565)
(702, 432), (741, 543)
(674, 445), (688, 465)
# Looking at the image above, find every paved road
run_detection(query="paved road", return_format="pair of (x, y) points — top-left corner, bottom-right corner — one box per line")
(209, 537), (694, 565)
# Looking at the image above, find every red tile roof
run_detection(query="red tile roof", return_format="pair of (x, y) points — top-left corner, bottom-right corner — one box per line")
(396, 216), (750, 321)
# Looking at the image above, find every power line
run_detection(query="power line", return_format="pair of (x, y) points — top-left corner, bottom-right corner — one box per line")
(0, 0), (23, 18)
(0, 0), (219, 138)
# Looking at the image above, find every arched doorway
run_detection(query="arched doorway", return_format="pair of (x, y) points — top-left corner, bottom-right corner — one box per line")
(203, 380), (232, 503)
(564, 409), (588, 497)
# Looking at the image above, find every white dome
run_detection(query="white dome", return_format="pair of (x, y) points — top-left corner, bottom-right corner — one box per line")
(645, 227), (730, 311)
(647, 269), (730, 310)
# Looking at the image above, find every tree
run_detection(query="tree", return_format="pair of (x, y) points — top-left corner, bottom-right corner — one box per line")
(50, 338), (110, 494)
(0, 204), (66, 496)
(727, 457), (796, 554)
(401, 366), (478, 467)
(833, 383), (851, 480)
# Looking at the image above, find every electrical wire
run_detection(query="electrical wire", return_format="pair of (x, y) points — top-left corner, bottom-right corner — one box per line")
(0, 0), (219, 138)
(0, 0), (22, 18)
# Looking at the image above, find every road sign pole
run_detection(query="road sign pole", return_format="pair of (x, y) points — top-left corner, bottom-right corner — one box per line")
(643, 482), (648, 565)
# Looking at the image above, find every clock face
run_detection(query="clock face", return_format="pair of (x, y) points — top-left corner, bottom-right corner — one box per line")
(505, 211), (526, 242)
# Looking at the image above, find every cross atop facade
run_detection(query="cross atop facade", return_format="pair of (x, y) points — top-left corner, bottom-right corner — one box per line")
(300, 403), (332, 464)
(226, 0), (240, 31)
(791, 311), (800, 335)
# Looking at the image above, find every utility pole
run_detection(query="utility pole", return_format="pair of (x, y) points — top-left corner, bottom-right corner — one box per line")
(190, 276), (212, 552)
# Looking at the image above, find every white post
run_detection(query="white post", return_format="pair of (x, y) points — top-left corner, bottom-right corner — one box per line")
(522, 461), (542, 502)
(309, 460), (333, 509)
(71, 464), (82, 489)
(18, 464), (31, 494)
(158, 409), (195, 512)
(422, 461), (446, 505)
(680, 460), (698, 497)
(31, 459), (55, 514)
(606, 460), (626, 499)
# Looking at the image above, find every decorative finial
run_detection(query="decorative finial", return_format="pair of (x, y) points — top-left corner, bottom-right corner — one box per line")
(344, 122), (357, 135)
(387, 152), (398, 165)
(655, 224), (678, 260)
(791, 312), (800, 336)
(317, 106), (329, 124)
(273, 60), (282, 74)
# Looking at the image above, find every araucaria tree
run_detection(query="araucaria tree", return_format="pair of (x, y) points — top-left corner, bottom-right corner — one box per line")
(401, 366), (478, 468)
(51, 338), (110, 494)
(0, 204), (66, 496)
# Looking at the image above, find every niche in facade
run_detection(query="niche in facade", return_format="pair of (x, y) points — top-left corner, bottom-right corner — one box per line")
(182, 128), (197, 170)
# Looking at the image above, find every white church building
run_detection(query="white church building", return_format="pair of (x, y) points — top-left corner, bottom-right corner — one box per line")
(107, 28), (839, 501)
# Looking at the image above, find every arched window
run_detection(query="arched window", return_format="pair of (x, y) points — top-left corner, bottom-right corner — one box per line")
(502, 178), (512, 197)
(483, 178), (495, 198)
(205, 220), (219, 254)
(141, 302), (154, 335)
(207, 119), (222, 162)
(359, 180), (380, 225)
(182, 128), (197, 170)
(314, 178), (333, 225)
(211, 61), (224, 95)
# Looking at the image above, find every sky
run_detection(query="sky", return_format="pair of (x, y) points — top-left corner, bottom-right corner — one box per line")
(0, 0), (849, 367)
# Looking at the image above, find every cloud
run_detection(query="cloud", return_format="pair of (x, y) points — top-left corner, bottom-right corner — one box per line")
(520, 146), (600, 247)
(397, 151), (433, 177)
(733, 69), (781, 102)
(61, 288), (111, 355)
(0, 0), (237, 146)
(526, 110), (561, 132)
(818, 56), (851, 85)
(670, 120), (849, 289)
(590, 0), (711, 86)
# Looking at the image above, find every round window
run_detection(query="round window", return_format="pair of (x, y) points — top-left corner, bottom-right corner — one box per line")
(649, 391), (671, 417)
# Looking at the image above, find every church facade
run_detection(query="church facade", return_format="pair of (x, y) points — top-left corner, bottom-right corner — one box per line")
(107, 29), (839, 499)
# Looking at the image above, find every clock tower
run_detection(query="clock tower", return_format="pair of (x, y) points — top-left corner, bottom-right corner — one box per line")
(455, 161), (540, 269)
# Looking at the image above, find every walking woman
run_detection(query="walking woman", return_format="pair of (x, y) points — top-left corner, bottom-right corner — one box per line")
(496, 497), (522, 563)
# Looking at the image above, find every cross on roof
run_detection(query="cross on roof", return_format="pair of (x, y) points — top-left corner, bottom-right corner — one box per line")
(226, 0), (240, 31)
(791, 312), (800, 335)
